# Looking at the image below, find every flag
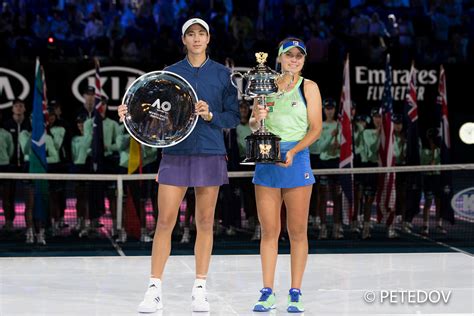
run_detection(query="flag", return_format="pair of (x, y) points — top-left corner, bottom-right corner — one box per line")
(376, 54), (396, 225)
(404, 62), (422, 222)
(338, 55), (354, 225)
(125, 137), (142, 239)
(89, 58), (106, 219)
(92, 58), (105, 173)
(437, 65), (455, 224)
(30, 58), (49, 221)
(128, 138), (142, 174)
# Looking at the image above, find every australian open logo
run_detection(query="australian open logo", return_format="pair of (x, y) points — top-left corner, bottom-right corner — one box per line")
(0, 68), (30, 109)
(148, 98), (171, 121)
(451, 187), (474, 220)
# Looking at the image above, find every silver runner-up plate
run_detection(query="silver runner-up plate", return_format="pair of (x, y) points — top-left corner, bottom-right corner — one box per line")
(122, 71), (198, 147)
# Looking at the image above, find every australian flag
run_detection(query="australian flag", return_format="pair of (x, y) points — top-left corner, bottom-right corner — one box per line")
(376, 54), (396, 225)
(437, 65), (455, 224)
(338, 55), (354, 225)
(404, 62), (422, 222)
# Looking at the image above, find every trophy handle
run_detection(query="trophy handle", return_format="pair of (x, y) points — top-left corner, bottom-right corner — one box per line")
(230, 72), (245, 96)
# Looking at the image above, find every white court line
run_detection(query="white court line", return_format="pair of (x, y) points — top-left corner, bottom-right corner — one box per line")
(405, 229), (473, 258)
(101, 227), (126, 257)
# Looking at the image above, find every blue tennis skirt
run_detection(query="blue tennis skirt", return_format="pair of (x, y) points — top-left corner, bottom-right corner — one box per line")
(253, 141), (315, 188)
(157, 154), (228, 187)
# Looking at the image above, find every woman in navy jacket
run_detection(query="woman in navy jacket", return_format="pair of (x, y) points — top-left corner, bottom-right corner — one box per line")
(119, 18), (239, 313)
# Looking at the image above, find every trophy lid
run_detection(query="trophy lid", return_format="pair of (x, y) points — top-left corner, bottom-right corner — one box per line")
(247, 52), (278, 76)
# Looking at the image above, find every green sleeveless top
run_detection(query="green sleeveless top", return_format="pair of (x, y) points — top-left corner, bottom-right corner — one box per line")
(264, 77), (308, 142)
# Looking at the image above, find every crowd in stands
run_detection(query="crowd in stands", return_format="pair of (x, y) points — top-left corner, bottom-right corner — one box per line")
(0, 0), (472, 66)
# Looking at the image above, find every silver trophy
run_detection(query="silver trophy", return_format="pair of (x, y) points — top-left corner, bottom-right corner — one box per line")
(230, 52), (292, 164)
(122, 71), (199, 147)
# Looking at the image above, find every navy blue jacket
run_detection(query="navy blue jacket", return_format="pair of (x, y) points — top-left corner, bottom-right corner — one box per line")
(163, 57), (239, 155)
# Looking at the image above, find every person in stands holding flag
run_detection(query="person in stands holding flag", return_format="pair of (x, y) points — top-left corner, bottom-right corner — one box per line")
(308, 120), (322, 233)
(420, 128), (447, 236)
(118, 18), (239, 313)
(19, 115), (59, 245)
(351, 113), (370, 233)
(250, 37), (322, 313)
(361, 107), (382, 239)
(46, 105), (68, 236)
(83, 96), (120, 236)
(392, 114), (409, 232)
(235, 100), (259, 240)
(0, 110), (14, 233)
(70, 114), (90, 235)
(316, 98), (343, 240)
(115, 123), (157, 243)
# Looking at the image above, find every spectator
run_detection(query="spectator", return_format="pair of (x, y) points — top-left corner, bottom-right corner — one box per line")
(70, 114), (90, 237)
(49, 9), (69, 41)
(2, 99), (31, 233)
(0, 110), (14, 234)
(121, 35), (139, 62)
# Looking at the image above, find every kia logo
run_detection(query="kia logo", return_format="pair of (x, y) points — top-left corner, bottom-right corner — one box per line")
(451, 187), (474, 219)
(72, 66), (145, 110)
(0, 67), (30, 109)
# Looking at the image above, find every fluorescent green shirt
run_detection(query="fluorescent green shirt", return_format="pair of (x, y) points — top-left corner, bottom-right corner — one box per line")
(309, 138), (321, 155)
(0, 128), (14, 165)
(83, 117), (120, 157)
(19, 130), (59, 164)
(421, 147), (440, 175)
(236, 123), (252, 158)
(264, 77), (308, 142)
(393, 134), (406, 165)
(71, 135), (90, 165)
(49, 126), (65, 153)
(362, 129), (380, 163)
(318, 121), (340, 161)
(353, 123), (365, 156)
(117, 124), (157, 169)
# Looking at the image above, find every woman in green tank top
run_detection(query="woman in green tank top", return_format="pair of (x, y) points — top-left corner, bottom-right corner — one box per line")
(249, 37), (323, 313)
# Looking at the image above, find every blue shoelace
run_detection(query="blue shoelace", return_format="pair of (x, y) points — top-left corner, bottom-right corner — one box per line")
(289, 289), (301, 302)
(258, 288), (272, 301)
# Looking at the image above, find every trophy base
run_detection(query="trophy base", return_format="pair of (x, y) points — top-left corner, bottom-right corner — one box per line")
(241, 130), (283, 165)
(240, 159), (284, 166)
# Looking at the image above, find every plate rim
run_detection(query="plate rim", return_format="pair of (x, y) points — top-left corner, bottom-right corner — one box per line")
(122, 70), (199, 148)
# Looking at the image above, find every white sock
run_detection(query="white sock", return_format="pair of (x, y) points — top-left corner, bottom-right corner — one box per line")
(149, 278), (162, 288)
(193, 278), (206, 289)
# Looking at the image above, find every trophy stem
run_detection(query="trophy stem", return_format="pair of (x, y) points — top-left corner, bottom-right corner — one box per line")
(257, 96), (267, 133)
